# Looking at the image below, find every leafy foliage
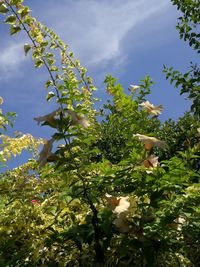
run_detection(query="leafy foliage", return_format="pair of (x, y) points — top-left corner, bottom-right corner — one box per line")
(0, 1), (200, 266)
(164, 1), (200, 118)
(163, 63), (200, 118)
(171, 0), (200, 52)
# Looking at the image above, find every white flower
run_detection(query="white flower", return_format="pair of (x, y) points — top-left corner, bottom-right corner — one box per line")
(38, 139), (54, 168)
(66, 109), (90, 128)
(105, 194), (130, 214)
(143, 154), (159, 168)
(139, 101), (163, 116)
(175, 216), (186, 231)
(105, 194), (131, 232)
(105, 194), (139, 233)
(113, 212), (130, 233)
(129, 84), (140, 92)
(114, 197), (130, 214)
(133, 133), (166, 149)
(34, 108), (61, 125)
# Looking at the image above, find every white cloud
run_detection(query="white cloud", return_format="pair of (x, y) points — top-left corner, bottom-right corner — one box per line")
(0, 1), (172, 80)
(40, 0), (171, 66)
(0, 42), (26, 80)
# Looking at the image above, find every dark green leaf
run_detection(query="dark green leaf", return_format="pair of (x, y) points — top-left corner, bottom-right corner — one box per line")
(0, 4), (9, 14)
(34, 59), (44, 68)
(17, 6), (30, 17)
(46, 91), (55, 101)
(24, 43), (31, 56)
(10, 25), (21, 35)
(4, 15), (16, 24)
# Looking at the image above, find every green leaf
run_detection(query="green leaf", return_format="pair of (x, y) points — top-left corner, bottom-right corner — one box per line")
(49, 42), (58, 49)
(45, 80), (54, 88)
(6, 112), (16, 118)
(41, 40), (49, 47)
(34, 59), (44, 68)
(10, 25), (21, 35)
(24, 43), (31, 56)
(10, 0), (23, 4)
(0, 4), (9, 14)
(4, 15), (16, 24)
(17, 6), (30, 17)
(46, 91), (55, 101)
(47, 58), (55, 66)
(52, 133), (66, 141)
(50, 66), (59, 72)
(68, 51), (74, 57)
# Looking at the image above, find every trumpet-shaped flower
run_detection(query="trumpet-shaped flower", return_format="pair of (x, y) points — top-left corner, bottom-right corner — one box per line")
(34, 108), (61, 125)
(105, 194), (131, 232)
(113, 213), (130, 233)
(133, 133), (166, 149)
(66, 109), (90, 128)
(143, 154), (159, 168)
(105, 194), (130, 214)
(129, 84), (140, 92)
(139, 101), (163, 116)
(105, 194), (140, 233)
(38, 138), (54, 168)
(114, 197), (130, 214)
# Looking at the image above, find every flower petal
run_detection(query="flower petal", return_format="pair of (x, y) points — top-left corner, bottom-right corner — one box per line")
(66, 109), (90, 128)
(34, 108), (61, 125)
(133, 134), (166, 149)
(38, 138), (54, 168)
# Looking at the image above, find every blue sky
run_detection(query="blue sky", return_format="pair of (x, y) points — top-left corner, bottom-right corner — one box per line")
(0, 0), (198, 168)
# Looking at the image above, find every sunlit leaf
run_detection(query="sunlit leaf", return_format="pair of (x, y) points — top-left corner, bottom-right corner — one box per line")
(24, 43), (31, 55)
(10, 25), (21, 35)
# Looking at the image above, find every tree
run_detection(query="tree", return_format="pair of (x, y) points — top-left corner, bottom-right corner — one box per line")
(0, 1), (200, 266)
(171, 0), (200, 52)
(164, 0), (200, 118)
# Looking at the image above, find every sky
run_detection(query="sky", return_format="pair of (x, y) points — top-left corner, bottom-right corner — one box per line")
(0, 0), (198, 168)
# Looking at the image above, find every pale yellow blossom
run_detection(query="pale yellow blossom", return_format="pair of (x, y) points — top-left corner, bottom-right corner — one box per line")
(175, 216), (186, 231)
(38, 139), (54, 168)
(105, 194), (131, 232)
(143, 154), (159, 168)
(34, 108), (61, 125)
(113, 212), (130, 233)
(66, 109), (90, 128)
(105, 194), (130, 214)
(114, 197), (130, 214)
(129, 84), (140, 92)
(105, 194), (143, 233)
(139, 101), (163, 116)
(133, 133), (166, 150)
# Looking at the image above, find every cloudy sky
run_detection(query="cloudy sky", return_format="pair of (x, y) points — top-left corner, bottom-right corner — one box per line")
(0, 0), (198, 167)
